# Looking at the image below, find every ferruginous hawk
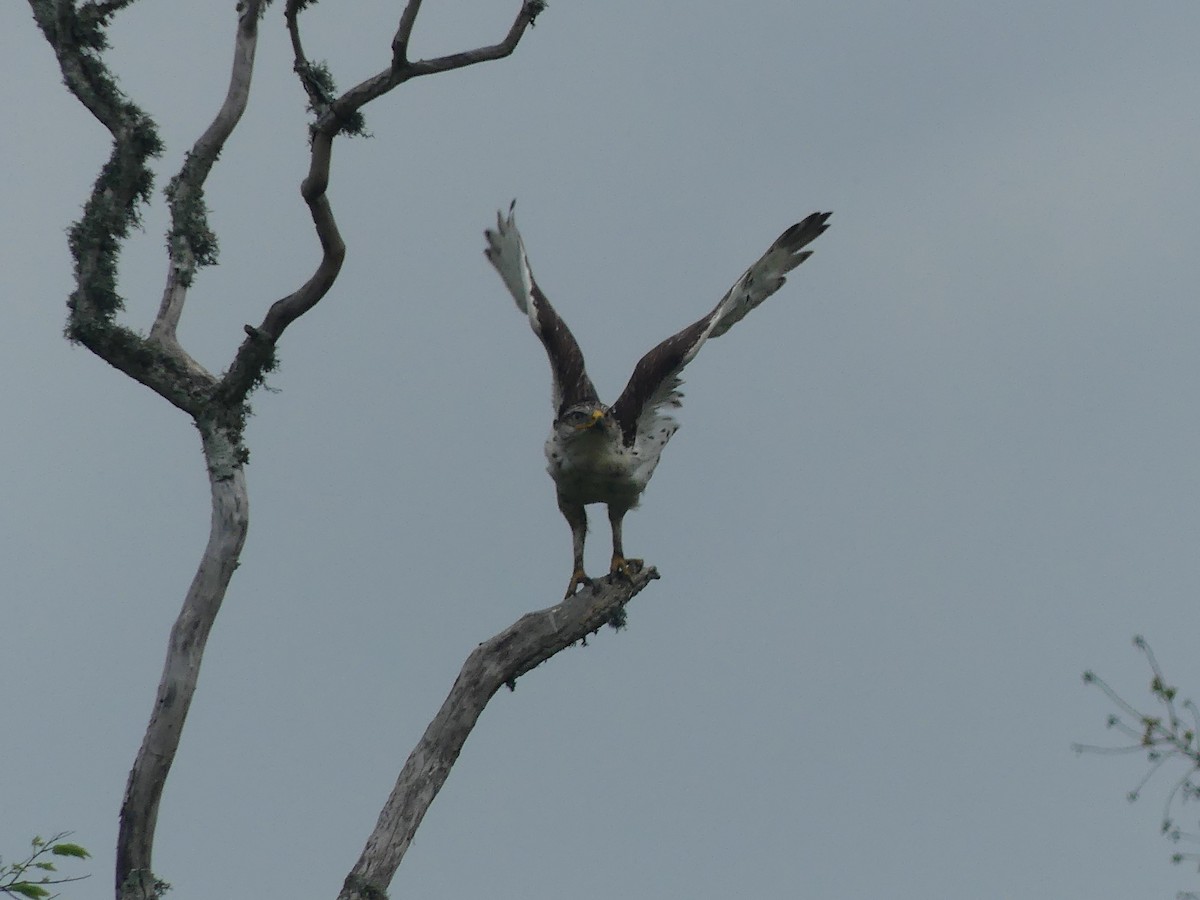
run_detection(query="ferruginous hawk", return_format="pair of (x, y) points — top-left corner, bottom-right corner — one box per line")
(484, 205), (831, 599)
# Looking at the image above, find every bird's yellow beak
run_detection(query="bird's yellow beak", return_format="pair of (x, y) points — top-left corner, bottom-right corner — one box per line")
(575, 408), (605, 430)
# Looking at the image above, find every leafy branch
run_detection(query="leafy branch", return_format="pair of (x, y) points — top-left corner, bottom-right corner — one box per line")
(0, 834), (90, 900)
(1076, 636), (1200, 897)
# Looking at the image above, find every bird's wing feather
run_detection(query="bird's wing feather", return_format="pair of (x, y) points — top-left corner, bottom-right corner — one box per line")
(611, 211), (831, 444)
(484, 203), (600, 416)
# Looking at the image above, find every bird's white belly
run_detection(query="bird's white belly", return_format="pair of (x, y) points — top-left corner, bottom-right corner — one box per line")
(545, 432), (656, 507)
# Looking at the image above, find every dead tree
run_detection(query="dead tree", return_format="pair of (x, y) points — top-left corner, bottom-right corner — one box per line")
(25, 2), (657, 898)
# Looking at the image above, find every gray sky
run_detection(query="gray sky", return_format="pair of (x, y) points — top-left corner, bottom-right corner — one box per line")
(4, 1), (1200, 897)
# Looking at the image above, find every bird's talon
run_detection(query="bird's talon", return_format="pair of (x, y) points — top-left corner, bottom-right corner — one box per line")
(564, 569), (592, 599)
(610, 556), (643, 578)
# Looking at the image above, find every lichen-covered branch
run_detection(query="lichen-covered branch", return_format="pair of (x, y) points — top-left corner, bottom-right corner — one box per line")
(30, 1), (556, 897)
(339, 565), (658, 900)
(28, 0), (173, 387)
(27, 4), (264, 899)
(151, 1), (262, 349)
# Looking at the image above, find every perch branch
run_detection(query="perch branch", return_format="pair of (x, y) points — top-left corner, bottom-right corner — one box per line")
(338, 565), (658, 900)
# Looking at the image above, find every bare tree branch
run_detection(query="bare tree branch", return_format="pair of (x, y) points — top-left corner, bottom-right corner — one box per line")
(112, 5), (263, 894)
(150, 1), (262, 352)
(339, 566), (659, 900)
(27, 3), (263, 897)
(217, 1), (349, 407)
(220, 0), (545, 406)
(323, 0), (546, 128)
(116, 426), (249, 899)
(406, 0), (546, 80)
(259, 130), (345, 338)
(392, 0), (425, 68)
(31, 1), (561, 897)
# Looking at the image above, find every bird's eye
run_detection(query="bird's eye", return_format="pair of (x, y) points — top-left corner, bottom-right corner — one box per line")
(563, 410), (590, 426)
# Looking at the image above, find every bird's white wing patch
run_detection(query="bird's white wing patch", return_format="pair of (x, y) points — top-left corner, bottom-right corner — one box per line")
(484, 204), (601, 416)
(484, 202), (538, 325)
(708, 212), (831, 339)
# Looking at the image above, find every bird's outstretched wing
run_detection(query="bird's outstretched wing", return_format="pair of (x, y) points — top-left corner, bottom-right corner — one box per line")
(484, 203), (600, 417)
(610, 211), (831, 445)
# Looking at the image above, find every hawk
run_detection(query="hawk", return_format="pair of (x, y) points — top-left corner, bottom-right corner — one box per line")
(484, 205), (831, 599)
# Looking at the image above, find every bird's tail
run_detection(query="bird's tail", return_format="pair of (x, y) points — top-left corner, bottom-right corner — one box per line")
(483, 201), (536, 317)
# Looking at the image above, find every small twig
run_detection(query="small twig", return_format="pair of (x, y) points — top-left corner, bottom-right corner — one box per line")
(1084, 670), (1152, 727)
(1072, 742), (1154, 756)
(1140, 635), (1184, 736)
(0, 832), (91, 900)
(1079, 638), (1200, 885)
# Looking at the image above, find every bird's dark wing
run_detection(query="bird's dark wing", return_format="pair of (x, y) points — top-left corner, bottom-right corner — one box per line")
(484, 204), (600, 417)
(611, 211), (831, 444)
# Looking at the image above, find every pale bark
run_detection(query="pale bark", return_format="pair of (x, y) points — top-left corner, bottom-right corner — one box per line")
(25, 3), (266, 895)
(150, 0), (262, 351)
(340, 567), (658, 900)
(26, 2), (655, 899)
(117, 429), (250, 899)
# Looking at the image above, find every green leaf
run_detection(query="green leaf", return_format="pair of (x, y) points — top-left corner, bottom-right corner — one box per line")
(8, 883), (51, 899)
(32, 862), (56, 872)
(50, 843), (90, 859)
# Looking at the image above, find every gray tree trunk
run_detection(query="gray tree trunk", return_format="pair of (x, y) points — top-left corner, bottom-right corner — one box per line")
(26, 3), (655, 900)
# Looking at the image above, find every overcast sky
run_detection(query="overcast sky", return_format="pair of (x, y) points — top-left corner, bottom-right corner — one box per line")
(5, 2), (1200, 898)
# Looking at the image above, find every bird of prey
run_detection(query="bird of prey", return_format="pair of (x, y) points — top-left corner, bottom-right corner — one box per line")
(484, 205), (831, 599)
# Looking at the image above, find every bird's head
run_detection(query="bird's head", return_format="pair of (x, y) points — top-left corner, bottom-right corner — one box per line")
(555, 404), (611, 439)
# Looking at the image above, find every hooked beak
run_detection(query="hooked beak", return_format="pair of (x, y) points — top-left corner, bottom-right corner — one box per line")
(575, 409), (605, 430)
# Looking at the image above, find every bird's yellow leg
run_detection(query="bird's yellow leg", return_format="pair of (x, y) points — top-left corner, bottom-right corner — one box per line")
(559, 497), (591, 599)
(565, 568), (593, 600)
(607, 506), (640, 578)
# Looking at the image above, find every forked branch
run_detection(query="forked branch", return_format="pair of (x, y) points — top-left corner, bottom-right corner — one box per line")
(30, 2), (575, 898)
(220, 0), (546, 406)
(325, 0), (546, 128)
(28, 3), (267, 898)
(405, 0), (546, 78)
